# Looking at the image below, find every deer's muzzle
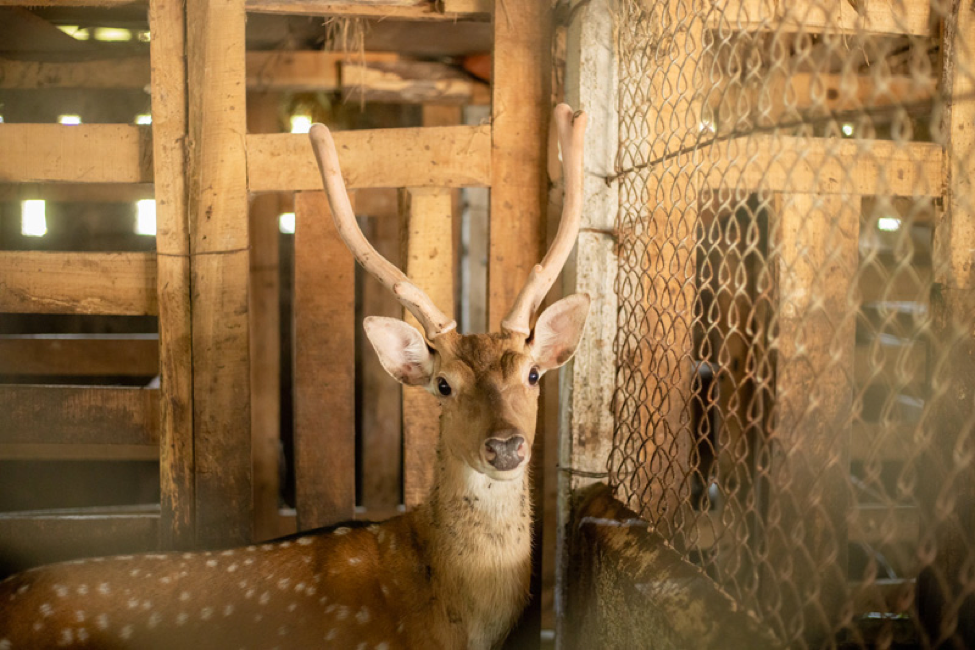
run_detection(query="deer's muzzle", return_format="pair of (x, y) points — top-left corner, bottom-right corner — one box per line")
(483, 434), (527, 471)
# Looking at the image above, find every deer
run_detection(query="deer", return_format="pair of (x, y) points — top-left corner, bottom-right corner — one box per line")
(0, 103), (589, 650)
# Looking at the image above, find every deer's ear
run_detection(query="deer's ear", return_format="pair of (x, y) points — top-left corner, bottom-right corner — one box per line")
(530, 293), (591, 371)
(363, 317), (435, 386)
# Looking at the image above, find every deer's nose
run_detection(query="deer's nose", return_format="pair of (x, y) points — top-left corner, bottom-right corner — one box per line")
(483, 434), (527, 471)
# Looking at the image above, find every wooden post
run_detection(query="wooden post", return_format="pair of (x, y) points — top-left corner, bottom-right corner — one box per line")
(293, 191), (356, 530)
(185, 0), (252, 547)
(148, 0), (194, 550)
(919, 0), (975, 642)
(765, 193), (857, 645)
(556, 0), (618, 644)
(400, 187), (454, 508)
(248, 93), (283, 542)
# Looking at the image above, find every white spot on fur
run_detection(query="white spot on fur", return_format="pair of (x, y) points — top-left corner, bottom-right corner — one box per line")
(334, 527), (350, 536)
(279, 542), (292, 549)
(223, 604), (234, 617)
(159, 576), (171, 585)
(179, 591), (190, 602)
(376, 530), (385, 543)
(120, 625), (133, 640)
(176, 612), (188, 626)
(325, 629), (337, 641)
(389, 535), (397, 551)
(75, 611), (85, 623)
(336, 606), (349, 620)
(254, 614), (263, 623)
(118, 555), (134, 560)
(297, 537), (313, 546)
(277, 578), (290, 590)
(16, 584), (28, 595)
(98, 582), (110, 595)
(348, 557), (361, 566)
(259, 592), (270, 605)
(148, 612), (161, 628)
(381, 584), (389, 597)
(127, 598), (139, 610)
(182, 553), (194, 560)
(356, 606), (370, 624)
(77, 584), (89, 596)
(33, 622), (43, 631)
(227, 563), (238, 573)
(57, 629), (73, 646)
(261, 544), (274, 551)
(245, 589), (255, 599)
(325, 604), (336, 614)
(54, 584), (68, 598)
(40, 603), (53, 617)
(221, 550), (235, 557)
(201, 607), (213, 620)
(278, 626), (288, 636)
(287, 603), (297, 612)
(0, 639), (10, 650)
(96, 614), (108, 630)
(357, 643), (367, 650)
(75, 628), (88, 642)
(376, 643), (389, 650)
(129, 568), (141, 577)
(141, 601), (152, 611)
(243, 558), (254, 566)
(306, 585), (317, 596)
(206, 559), (218, 568)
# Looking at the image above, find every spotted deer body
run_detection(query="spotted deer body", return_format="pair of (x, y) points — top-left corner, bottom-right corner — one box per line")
(0, 105), (589, 650)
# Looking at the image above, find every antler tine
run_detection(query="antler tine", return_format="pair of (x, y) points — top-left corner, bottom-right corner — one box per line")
(501, 104), (588, 337)
(308, 124), (457, 340)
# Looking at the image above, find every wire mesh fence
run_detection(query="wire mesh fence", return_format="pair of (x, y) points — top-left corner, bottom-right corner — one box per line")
(608, 0), (975, 647)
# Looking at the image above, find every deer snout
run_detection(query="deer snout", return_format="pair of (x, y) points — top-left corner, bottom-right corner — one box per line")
(483, 434), (527, 471)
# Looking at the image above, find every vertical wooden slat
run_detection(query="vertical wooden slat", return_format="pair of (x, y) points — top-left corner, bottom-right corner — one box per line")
(556, 0), (619, 644)
(186, 0), (252, 547)
(247, 93), (283, 542)
(360, 192), (403, 511)
(294, 191), (356, 529)
(148, 0), (194, 550)
(767, 193), (856, 645)
(920, 0), (975, 641)
(400, 187), (454, 508)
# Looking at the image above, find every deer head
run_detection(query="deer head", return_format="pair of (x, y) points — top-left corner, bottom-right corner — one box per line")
(308, 104), (590, 483)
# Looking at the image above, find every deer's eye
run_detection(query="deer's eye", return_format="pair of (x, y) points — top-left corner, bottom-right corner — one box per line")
(528, 367), (540, 386)
(437, 377), (452, 396)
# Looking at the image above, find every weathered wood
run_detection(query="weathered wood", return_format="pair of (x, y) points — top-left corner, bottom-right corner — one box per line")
(919, 0), (975, 641)
(0, 335), (158, 377)
(0, 124), (152, 184)
(245, 0), (489, 20)
(246, 125), (491, 192)
(343, 59), (490, 105)
(0, 56), (150, 89)
(248, 51), (394, 93)
(0, 386), (159, 446)
(186, 0), (252, 547)
(765, 193), (857, 645)
(0, 252), (157, 315)
(149, 0), (195, 551)
(850, 579), (916, 615)
(293, 191), (356, 529)
(437, 0), (490, 17)
(0, 507), (160, 578)
(851, 505), (919, 545)
(714, 0), (930, 35)
(399, 187), (454, 508)
(0, 444), (158, 461)
(556, 0), (618, 643)
(358, 197), (404, 512)
(0, 183), (154, 202)
(248, 94), (284, 543)
(564, 483), (781, 650)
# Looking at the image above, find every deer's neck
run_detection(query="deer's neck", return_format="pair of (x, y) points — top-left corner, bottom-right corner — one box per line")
(416, 442), (532, 648)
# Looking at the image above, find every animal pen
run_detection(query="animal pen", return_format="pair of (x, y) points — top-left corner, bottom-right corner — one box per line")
(0, 0), (973, 649)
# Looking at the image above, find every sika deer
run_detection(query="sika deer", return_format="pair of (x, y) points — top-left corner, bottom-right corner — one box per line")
(0, 104), (589, 650)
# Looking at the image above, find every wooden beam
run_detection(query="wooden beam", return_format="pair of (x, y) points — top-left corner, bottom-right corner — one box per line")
(712, 0), (931, 35)
(0, 386), (159, 446)
(399, 187), (454, 508)
(0, 183), (154, 202)
(437, 0), (490, 17)
(0, 56), (150, 90)
(186, 0), (252, 547)
(701, 137), (942, 196)
(246, 125), (491, 192)
(0, 507), (160, 577)
(0, 336), (158, 377)
(245, 0), (488, 21)
(0, 124), (152, 184)
(765, 193), (857, 646)
(851, 505), (919, 545)
(0, 444), (158, 461)
(293, 191), (356, 530)
(149, 0), (195, 550)
(0, 251), (157, 315)
(343, 59), (490, 105)
(248, 51), (395, 92)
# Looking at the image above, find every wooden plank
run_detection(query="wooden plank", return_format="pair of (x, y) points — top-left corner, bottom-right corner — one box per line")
(0, 444), (158, 461)
(851, 505), (919, 545)
(0, 251), (157, 315)
(186, 0), (252, 547)
(701, 137), (942, 196)
(246, 125), (491, 192)
(0, 335), (158, 377)
(0, 56), (150, 90)
(399, 187), (454, 508)
(564, 484), (780, 650)
(359, 203), (404, 512)
(556, 0), (618, 643)
(0, 183), (154, 202)
(247, 94), (283, 543)
(438, 0), (490, 16)
(765, 193), (858, 645)
(248, 50), (394, 92)
(712, 0), (931, 35)
(149, 0), (195, 551)
(0, 507), (160, 577)
(0, 124), (152, 184)
(0, 386), (159, 446)
(343, 59), (490, 105)
(245, 0), (489, 21)
(293, 191), (356, 529)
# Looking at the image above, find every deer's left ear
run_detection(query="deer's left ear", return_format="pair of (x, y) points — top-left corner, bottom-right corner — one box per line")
(530, 293), (591, 371)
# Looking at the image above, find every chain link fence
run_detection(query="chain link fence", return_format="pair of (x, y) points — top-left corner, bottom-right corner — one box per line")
(608, 0), (975, 647)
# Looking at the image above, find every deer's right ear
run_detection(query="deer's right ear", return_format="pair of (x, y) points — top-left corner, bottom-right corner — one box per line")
(363, 316), (435, 386)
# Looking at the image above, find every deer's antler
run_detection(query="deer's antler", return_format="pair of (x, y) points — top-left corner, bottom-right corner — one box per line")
(308, 124), (457, 341)
(501, 104), (588, 337)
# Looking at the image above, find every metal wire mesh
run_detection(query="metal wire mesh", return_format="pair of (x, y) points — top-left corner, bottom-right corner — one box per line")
(608, 0), (975, 647)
